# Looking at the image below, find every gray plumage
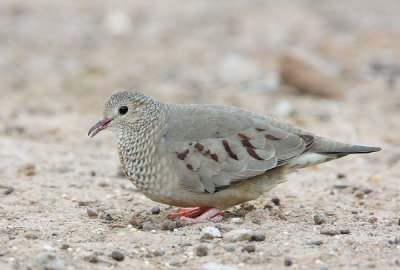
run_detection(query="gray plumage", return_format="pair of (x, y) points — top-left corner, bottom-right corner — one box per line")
(89, 90), (380, 210)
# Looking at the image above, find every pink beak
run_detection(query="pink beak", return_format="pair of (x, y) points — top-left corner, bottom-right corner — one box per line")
(88, 118), (112, 138)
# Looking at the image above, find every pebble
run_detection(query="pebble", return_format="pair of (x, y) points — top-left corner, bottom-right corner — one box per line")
(151, 206), (161, 215)
(320, 229), (339, 236)
(284, 256), (292, 266)
(251, 233), (266, 242)
(142, 221), (156, 231)
(302, 240), (323, 246)
(87, 208), (98, 217)
(337, 173), (346, 179)
(271, 197), (280, 206)
(4, 186), (14, 195)
(111, 250), (125, 261)
(35, 252), (64, 269)
(230, 218), (242, 224)
(195, 245), (208, 256)
(241, 243), (255, 253)
(200, 226), (222, 240)
(224, 229), (253, 242)
(153, 247), (166, 256)
(24, 232), (38, 240)
(354, 190), (365, 199)
(368, 216), (378, 224)
(161, 220), (178, 231)
(223, 244), (235, 252)
(129, 218), (141, 229)
(60, 243), (70, 250)
(314, 213), (327, 225)
(340, 229), (351, 234)
(201, 262), (237, 270)
(243, 203), (255, 212)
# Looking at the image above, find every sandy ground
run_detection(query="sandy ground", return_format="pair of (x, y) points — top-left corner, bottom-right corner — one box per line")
(1, 0), (400, 269)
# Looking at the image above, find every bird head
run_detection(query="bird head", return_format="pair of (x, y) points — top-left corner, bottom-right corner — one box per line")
(88, 90), (157, 138)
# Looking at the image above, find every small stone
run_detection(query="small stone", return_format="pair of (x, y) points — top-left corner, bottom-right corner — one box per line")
(78, 201), (90, 206)
(60, 243), (70, 250)
(100, 212), (113, 221)
(251, 233), (266, 242)
(87, 208), (98, 217)
(223, 244), (235, 252)
(224, 229), (253, 242)
(200, 226), (222, 240)
(320, 229), (339, 236)
(354, 190), (365, 199)
(340, 229), (350, 234)
(4, 187), (14, 195)
(368, 216), (378, 224)
(271, 197), (280, 206)
(284, 257), (292, 266)
(195, 245), (208, 256)
(142, 221), (156, 231)
(153, 247), (166, 256)
(24, 233), (38, 240)
(151, 206), (161, 215)
(111, 250), (124, 261)
(333, 184), (350, 190)
(230, 218), (242, 224)
(363, 188), (373, 194)
(201, 262), (237, 270)
(241, 244), (255, 253)
(161, 220), (177, 231)
(314, 213), (327, 225)
(398, 219), (400, 226)
(243, 203), (255, 212)
(129, 218), (141, 229)
(302, 240), (323, 246)
(337, 173), (346, 179)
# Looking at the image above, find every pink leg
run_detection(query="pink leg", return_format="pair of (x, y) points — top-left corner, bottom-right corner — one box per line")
(180, 208), (223, 224)
(170, 207), (209, 219)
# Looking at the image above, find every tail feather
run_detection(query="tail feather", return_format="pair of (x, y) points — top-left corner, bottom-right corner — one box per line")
(318, 145), (381, 155)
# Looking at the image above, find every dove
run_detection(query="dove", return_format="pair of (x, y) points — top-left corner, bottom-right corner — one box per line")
(88, 90), (380, 223)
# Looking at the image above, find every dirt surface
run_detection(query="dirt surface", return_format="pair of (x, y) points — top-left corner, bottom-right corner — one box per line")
(1, 0), (400, 269)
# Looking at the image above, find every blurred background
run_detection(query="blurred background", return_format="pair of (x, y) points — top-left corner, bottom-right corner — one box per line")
(1, 0), (400, 146)
(1, 0), (400, 269)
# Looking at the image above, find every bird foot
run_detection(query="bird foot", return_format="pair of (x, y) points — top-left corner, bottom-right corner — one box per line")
(170, 207), (224, 224)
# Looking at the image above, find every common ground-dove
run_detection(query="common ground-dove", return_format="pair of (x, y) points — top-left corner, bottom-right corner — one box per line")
(89, 91), (380, 223)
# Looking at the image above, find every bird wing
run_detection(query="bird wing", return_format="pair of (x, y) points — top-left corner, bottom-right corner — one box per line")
(163, 104), (313, 193)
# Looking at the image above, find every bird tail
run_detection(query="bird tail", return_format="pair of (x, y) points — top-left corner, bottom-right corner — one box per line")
(317, 144), (381, 155)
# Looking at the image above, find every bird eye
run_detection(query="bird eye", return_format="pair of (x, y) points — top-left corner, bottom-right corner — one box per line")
(118, 106), (128, 115)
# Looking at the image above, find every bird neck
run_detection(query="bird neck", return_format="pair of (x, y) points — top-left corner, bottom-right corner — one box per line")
(116, 104), (169, 189)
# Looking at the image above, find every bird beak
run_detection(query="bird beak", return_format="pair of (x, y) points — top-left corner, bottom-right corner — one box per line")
(88, 118), (113, 138)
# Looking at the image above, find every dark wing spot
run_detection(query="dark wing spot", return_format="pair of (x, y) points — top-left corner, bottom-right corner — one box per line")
(242, 139), (255, 149)
(246, 148), (264, 160)
(255, 128), (266, 132)
(222, 140), (238, 160)
(298, 134), (314, 148)
(265, 134), (281, 141)
(186, 164), (193, 170)
(195, 143), (204, 151)
(237, 133), (250, 140)
(210, 153), (219, 162)
(177, 149), (190, 160)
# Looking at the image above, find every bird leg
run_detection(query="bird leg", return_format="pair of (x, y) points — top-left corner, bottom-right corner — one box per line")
(170, 207), (224, 223)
